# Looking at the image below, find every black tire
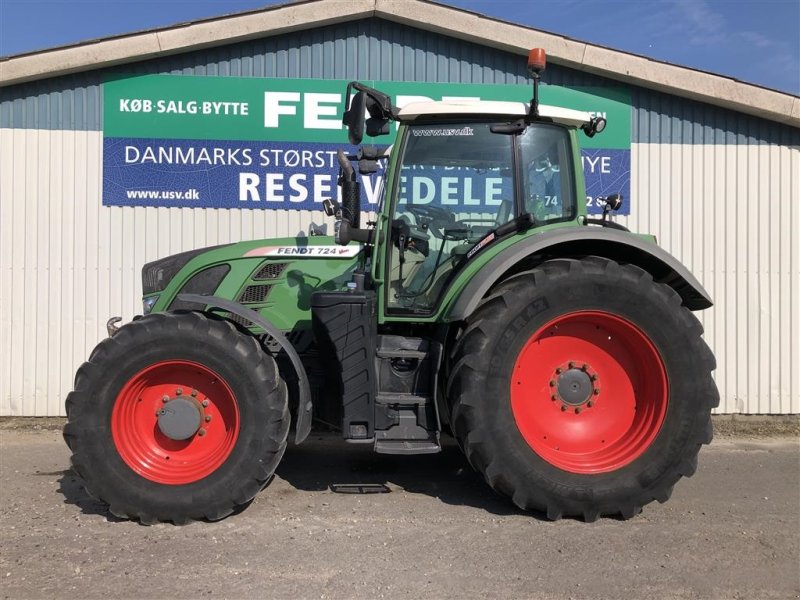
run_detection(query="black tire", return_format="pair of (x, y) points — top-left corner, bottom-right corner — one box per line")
(447, 257), (718, 521)
(63, 311), (289, 524)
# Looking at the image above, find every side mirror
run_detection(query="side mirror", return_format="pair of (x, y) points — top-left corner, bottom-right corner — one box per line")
(601, 193), (623, 223)
(342, 91), (367, 145)
(366, 116), (390, 137)
(605, 193), (623, 212)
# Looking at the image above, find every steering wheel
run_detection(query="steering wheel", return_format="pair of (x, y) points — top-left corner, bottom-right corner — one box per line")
(405, 204), (455, 239)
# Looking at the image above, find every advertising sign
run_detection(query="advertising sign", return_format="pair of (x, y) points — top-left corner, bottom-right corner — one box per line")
(103, 75), (630, 214)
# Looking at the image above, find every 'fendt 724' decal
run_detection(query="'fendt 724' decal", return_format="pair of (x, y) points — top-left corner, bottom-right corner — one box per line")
(244, 246), (361, 258)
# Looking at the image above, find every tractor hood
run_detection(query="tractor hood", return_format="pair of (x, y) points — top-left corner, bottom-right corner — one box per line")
(142, 236), (363, 330)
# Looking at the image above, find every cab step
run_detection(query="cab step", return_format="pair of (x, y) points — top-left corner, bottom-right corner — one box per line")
(374, 406), (441, 454)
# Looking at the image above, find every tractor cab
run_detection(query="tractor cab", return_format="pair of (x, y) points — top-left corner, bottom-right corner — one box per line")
(384, 106), (580, 312)
(330, 49), (608, 317)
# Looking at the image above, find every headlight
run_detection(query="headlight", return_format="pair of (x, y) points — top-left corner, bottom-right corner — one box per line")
(142, 249), (208, 295)
(143, 295), (159, 314)
(141, 244), (232, 295)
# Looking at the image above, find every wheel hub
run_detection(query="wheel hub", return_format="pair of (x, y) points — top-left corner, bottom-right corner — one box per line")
(556, 368), (593, 406)
(549, 362), (600, 411)
(157, 396), (203, 440)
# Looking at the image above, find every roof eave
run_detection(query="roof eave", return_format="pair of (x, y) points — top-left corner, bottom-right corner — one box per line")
(0, 0), (797, 127)
(375, 0), (799, 127)
(0, 0), (375, 86)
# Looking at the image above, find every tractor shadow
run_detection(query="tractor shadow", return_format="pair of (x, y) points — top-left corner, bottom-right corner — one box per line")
(57, 469), (126, 522)
(276, 432), (543, 519)
(56, 433), (545, 521)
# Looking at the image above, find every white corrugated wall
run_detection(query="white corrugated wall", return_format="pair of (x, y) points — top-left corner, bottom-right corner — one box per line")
(1, 129), (799, 415)
(621, 142), (799, 414)
(0, 128), (335, 416)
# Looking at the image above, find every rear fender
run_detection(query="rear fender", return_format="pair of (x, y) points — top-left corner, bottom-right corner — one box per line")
(178, 293), (312, 444)
(446, 228), (713, 322)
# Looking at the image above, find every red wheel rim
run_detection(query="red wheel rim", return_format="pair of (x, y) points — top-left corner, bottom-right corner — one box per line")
(111, 360), (240, 485)
(510, 311), (668, 474)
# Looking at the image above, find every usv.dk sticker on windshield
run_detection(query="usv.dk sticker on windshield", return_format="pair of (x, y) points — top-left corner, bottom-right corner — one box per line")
(411, 126), (475, 137)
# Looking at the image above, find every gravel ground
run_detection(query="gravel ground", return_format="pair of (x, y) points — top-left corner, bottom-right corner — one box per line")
(0, 428), (798, 600)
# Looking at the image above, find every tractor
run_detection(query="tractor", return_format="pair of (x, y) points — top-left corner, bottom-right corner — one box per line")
(64, 49), (718, 524)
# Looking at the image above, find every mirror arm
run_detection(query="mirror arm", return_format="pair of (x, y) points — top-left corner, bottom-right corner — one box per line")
(347, 82), (400, 120)
(337, 221), (374, 245)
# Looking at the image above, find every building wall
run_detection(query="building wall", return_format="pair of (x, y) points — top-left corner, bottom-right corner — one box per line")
(1, 18), (798, 415)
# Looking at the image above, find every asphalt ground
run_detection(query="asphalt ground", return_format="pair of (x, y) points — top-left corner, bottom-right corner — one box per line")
(0, 426), (798, 600)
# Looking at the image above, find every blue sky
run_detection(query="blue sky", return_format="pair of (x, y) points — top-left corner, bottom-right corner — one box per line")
(0, 0), (797, 94)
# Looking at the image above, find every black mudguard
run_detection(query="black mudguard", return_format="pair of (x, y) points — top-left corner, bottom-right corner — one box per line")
(446, 227), (713, 322)
(178, 293), (312, 444)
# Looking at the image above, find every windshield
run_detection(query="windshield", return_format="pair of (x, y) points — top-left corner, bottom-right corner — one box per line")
(388, 122), (515, 312)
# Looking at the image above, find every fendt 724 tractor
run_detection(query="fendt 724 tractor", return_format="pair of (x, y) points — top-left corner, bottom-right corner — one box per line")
(64, 49), (718, 524)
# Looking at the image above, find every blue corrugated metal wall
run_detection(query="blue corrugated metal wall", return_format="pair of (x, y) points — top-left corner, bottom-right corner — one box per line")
(2, 18), (795, 144)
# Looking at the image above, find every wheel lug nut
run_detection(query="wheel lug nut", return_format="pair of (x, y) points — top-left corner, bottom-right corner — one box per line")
(549, 380), (555, 387)
(198, 428), (206, 436)
(555, 368), (562, 374)
(574, 407), (581, 414)
(560, 405), (567, 412)
(176, 388), (183, 395)
(591, 374), (598, 381)
(587, 401), (594, 408)
(551, 394), (558, 401)
(161, 395), (169, 403)
(568, 362), (575, 369)
(191, 389), (198, 397)
(202, 400), (209, 407)
(204, 415), (212, 422)
(582, 364), (589, 371)
(593, 389), (600, 395)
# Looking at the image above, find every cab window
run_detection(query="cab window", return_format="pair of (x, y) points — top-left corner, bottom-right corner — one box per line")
(388, 123), (514, 312)
(519, 124), (575, 223)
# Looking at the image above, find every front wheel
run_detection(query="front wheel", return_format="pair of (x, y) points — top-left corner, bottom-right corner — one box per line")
(64, 312), (289, 524)
(447, 257), (718, 521)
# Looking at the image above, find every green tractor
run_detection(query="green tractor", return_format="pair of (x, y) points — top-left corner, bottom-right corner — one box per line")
(64, 49), (718, 523)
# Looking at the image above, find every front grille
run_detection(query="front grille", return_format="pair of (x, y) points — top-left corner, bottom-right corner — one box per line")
(253, 262), (287, 280)
(238, 284), (272, 304)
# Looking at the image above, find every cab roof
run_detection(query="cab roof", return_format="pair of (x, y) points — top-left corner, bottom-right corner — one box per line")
(397, 100), (591, 128)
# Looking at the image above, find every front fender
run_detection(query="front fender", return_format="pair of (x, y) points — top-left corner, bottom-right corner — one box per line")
(446, 227), (713, 322)
(178, 293), (312, 444)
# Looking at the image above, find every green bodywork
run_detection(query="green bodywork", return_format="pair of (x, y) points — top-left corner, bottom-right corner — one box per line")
(145, 236), (359, 331)
(146, 124), (656, 332)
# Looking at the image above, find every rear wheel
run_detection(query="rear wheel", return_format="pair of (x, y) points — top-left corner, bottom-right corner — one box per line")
(64, 312), (289, 524)
(447, 257), (718, 521)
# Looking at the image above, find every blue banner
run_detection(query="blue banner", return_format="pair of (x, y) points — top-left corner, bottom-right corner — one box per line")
(103, 138), (629, 214)
(582, 149), (631, 214)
